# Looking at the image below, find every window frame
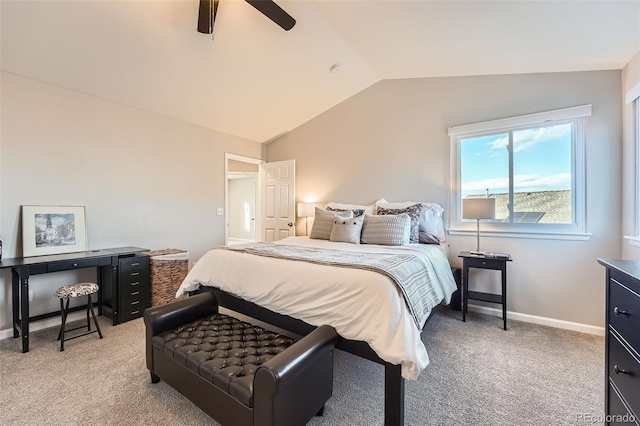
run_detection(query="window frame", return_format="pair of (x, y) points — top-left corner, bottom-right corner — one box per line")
(448, 105), (592, 241)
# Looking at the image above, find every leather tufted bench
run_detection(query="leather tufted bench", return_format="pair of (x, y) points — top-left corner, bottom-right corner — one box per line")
(144, 292), (338, 426)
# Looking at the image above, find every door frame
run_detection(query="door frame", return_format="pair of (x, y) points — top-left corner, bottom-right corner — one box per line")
(225, 153), (263, 245)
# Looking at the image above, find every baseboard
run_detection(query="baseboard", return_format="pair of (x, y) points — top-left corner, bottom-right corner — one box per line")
(0, 311), (86, 341)
(467, 304), (605, 336)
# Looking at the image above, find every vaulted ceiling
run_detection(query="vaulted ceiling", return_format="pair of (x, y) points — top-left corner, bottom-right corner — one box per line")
(2, 0), (639, 142)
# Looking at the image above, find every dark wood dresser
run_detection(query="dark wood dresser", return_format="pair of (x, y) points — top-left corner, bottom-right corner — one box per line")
(598, 259), (640, 425)
(102, 252), (149, 324)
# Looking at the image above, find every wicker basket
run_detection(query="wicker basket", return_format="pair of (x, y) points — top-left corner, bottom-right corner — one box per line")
(144, 249), (189, 307)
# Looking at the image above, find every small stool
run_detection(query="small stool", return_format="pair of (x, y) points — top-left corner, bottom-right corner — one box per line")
(53, 282), (103, 351)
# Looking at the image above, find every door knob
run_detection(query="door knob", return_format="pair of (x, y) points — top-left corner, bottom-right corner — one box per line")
(288, 222), (293, 227)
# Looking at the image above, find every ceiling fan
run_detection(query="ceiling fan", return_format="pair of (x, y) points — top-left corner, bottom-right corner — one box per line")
(198, 0), (296, 36)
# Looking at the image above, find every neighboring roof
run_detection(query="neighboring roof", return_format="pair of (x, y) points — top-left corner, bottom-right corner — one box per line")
(1, 1), (638, 142)
(468, 190), (571, 223)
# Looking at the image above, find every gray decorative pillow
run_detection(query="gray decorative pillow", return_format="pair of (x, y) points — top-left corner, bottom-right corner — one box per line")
(326, 206), (366, 217)
(361, 214), (411, 246)
(419, 231), (440, 245)
(376, 203), (421, 243)
(309, 207), (352, 240)
(330, 215), (364, 244)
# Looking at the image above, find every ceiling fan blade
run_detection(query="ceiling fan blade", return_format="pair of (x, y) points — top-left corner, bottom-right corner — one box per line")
(198, 0), (219, 34)
(245, 0), (296, 31)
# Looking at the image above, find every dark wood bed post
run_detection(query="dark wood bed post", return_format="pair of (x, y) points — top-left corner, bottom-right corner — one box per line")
(385, 363), (405, 425)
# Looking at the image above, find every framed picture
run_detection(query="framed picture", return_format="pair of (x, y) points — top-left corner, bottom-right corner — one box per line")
(21, 205), (87, 257)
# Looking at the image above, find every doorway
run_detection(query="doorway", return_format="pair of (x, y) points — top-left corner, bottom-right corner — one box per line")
(225, 153), (262, 245)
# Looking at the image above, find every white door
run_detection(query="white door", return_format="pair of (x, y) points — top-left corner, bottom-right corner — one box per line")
(260, 160), (295, 242)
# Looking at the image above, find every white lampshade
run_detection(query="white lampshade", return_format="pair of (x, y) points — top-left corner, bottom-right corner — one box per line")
(297, 202), (315, 218)
(462, 198), (496, 220)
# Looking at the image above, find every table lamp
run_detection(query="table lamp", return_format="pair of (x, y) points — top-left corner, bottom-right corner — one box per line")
(462, 197), (496, 255)
(297, 202), (315, 236)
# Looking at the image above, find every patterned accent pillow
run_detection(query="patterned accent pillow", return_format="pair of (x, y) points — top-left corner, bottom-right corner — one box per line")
(361, 214), (411, 245)
(327, 206), (366, 217)
(419, 231), (440, 245)
(330, 215), (364, 244)
(309, 207), (353, 240)
(376, 203), (421, 243)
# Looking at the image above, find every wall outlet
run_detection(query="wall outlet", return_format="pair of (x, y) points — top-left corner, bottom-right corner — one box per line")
(28, 290), (34, 302)
(216, 208), (224, 216)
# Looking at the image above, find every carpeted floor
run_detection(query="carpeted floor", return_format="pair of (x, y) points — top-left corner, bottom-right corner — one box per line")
(0, 306), (604, 425)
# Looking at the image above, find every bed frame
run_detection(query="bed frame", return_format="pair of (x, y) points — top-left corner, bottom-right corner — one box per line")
(191, 268), (461, 426)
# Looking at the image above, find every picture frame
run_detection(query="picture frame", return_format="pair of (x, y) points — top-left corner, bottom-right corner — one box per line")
(21, 205), (87, 257)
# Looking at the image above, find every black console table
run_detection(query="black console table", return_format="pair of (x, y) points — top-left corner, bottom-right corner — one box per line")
(0, 246), (148, 353)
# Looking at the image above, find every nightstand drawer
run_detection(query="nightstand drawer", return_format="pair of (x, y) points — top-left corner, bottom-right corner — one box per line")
(465, 257), (505, 270)
(609, 331), (640, 417)
(610, 278), (640, 352)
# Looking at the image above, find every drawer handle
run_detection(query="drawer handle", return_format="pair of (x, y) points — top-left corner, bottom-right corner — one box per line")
(131, 262), (140, 267)
(131, 282), (140, 286)
(614, 307), (629, 316)
(130, 291), (139, 296)
(131, 272), (140, 276)
(131, 300), (140, 305)
(131, 310), (140, 315)
(614, 365), (631, 375)
(73, 263), (78, 267)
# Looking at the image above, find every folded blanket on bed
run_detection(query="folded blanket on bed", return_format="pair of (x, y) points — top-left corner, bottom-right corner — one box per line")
(222, 242), (440, 329)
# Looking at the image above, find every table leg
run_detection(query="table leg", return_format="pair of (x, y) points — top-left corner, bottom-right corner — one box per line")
(462, 261), (468, 322)
(502, 265), (507, 330)
(12, 269), (20, 338)
(19, 268), (30, 352)
(384, 363), (404, 426)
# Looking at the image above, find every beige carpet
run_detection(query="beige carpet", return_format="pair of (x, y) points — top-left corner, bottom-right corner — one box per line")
(0, 307), (604, 425)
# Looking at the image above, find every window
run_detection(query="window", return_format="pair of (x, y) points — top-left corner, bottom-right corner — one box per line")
(449, 105), (591, 239)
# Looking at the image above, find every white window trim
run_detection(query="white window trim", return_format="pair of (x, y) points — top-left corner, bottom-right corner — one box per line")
(448, 105), (592, 241)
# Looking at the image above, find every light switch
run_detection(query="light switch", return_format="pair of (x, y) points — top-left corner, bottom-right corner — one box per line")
(216, 208), (224, 216)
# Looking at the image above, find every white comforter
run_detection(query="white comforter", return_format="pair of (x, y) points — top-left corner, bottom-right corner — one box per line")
(176, 237), (457, 380)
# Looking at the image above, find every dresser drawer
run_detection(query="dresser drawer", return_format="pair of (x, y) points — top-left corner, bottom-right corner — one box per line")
(608, 382), (638, 425)
(610, 278), (640, 351)
(120, 256), (148, 272)
(120, 286), (147, 302)
(120, 269), (148, 288)
(120, 306), (144, 323)
(609, 332), (640, 417)
(120, 296), (147, 311)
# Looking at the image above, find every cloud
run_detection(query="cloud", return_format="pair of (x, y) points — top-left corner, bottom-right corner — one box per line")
(486, 124), (571, 153)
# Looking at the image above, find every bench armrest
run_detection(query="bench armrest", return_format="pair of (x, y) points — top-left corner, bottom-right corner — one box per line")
(253, 325), (338, 424)
(144, 292), (218, 336)
(144, 292), (218, 372)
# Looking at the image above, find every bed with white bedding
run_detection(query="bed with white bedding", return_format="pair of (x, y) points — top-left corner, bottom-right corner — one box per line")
(177, 236), (457, 381)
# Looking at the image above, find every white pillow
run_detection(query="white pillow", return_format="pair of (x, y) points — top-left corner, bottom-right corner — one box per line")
(325, 200), (382, 217)
(376, 199), (446, 242)
(310, 208), (353, 240)
(361, 214), (411, 246)
(330, 215), (364, 244)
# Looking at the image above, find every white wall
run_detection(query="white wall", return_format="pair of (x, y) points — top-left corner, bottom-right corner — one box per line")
(267, 70), (623, 329)
(0, 72), (262, 333)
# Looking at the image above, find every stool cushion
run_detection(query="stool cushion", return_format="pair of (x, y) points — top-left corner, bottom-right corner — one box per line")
(54, 282), (99, 298)
(152, 313), (296, 408)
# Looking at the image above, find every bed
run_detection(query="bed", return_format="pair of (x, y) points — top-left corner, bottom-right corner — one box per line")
(176, 235), (458, 425)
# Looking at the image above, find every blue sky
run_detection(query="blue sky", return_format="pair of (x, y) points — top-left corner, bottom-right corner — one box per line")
(461, 123), (572, 196)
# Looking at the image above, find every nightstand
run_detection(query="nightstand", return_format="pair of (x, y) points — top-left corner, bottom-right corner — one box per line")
(458, 251), (512, 330)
